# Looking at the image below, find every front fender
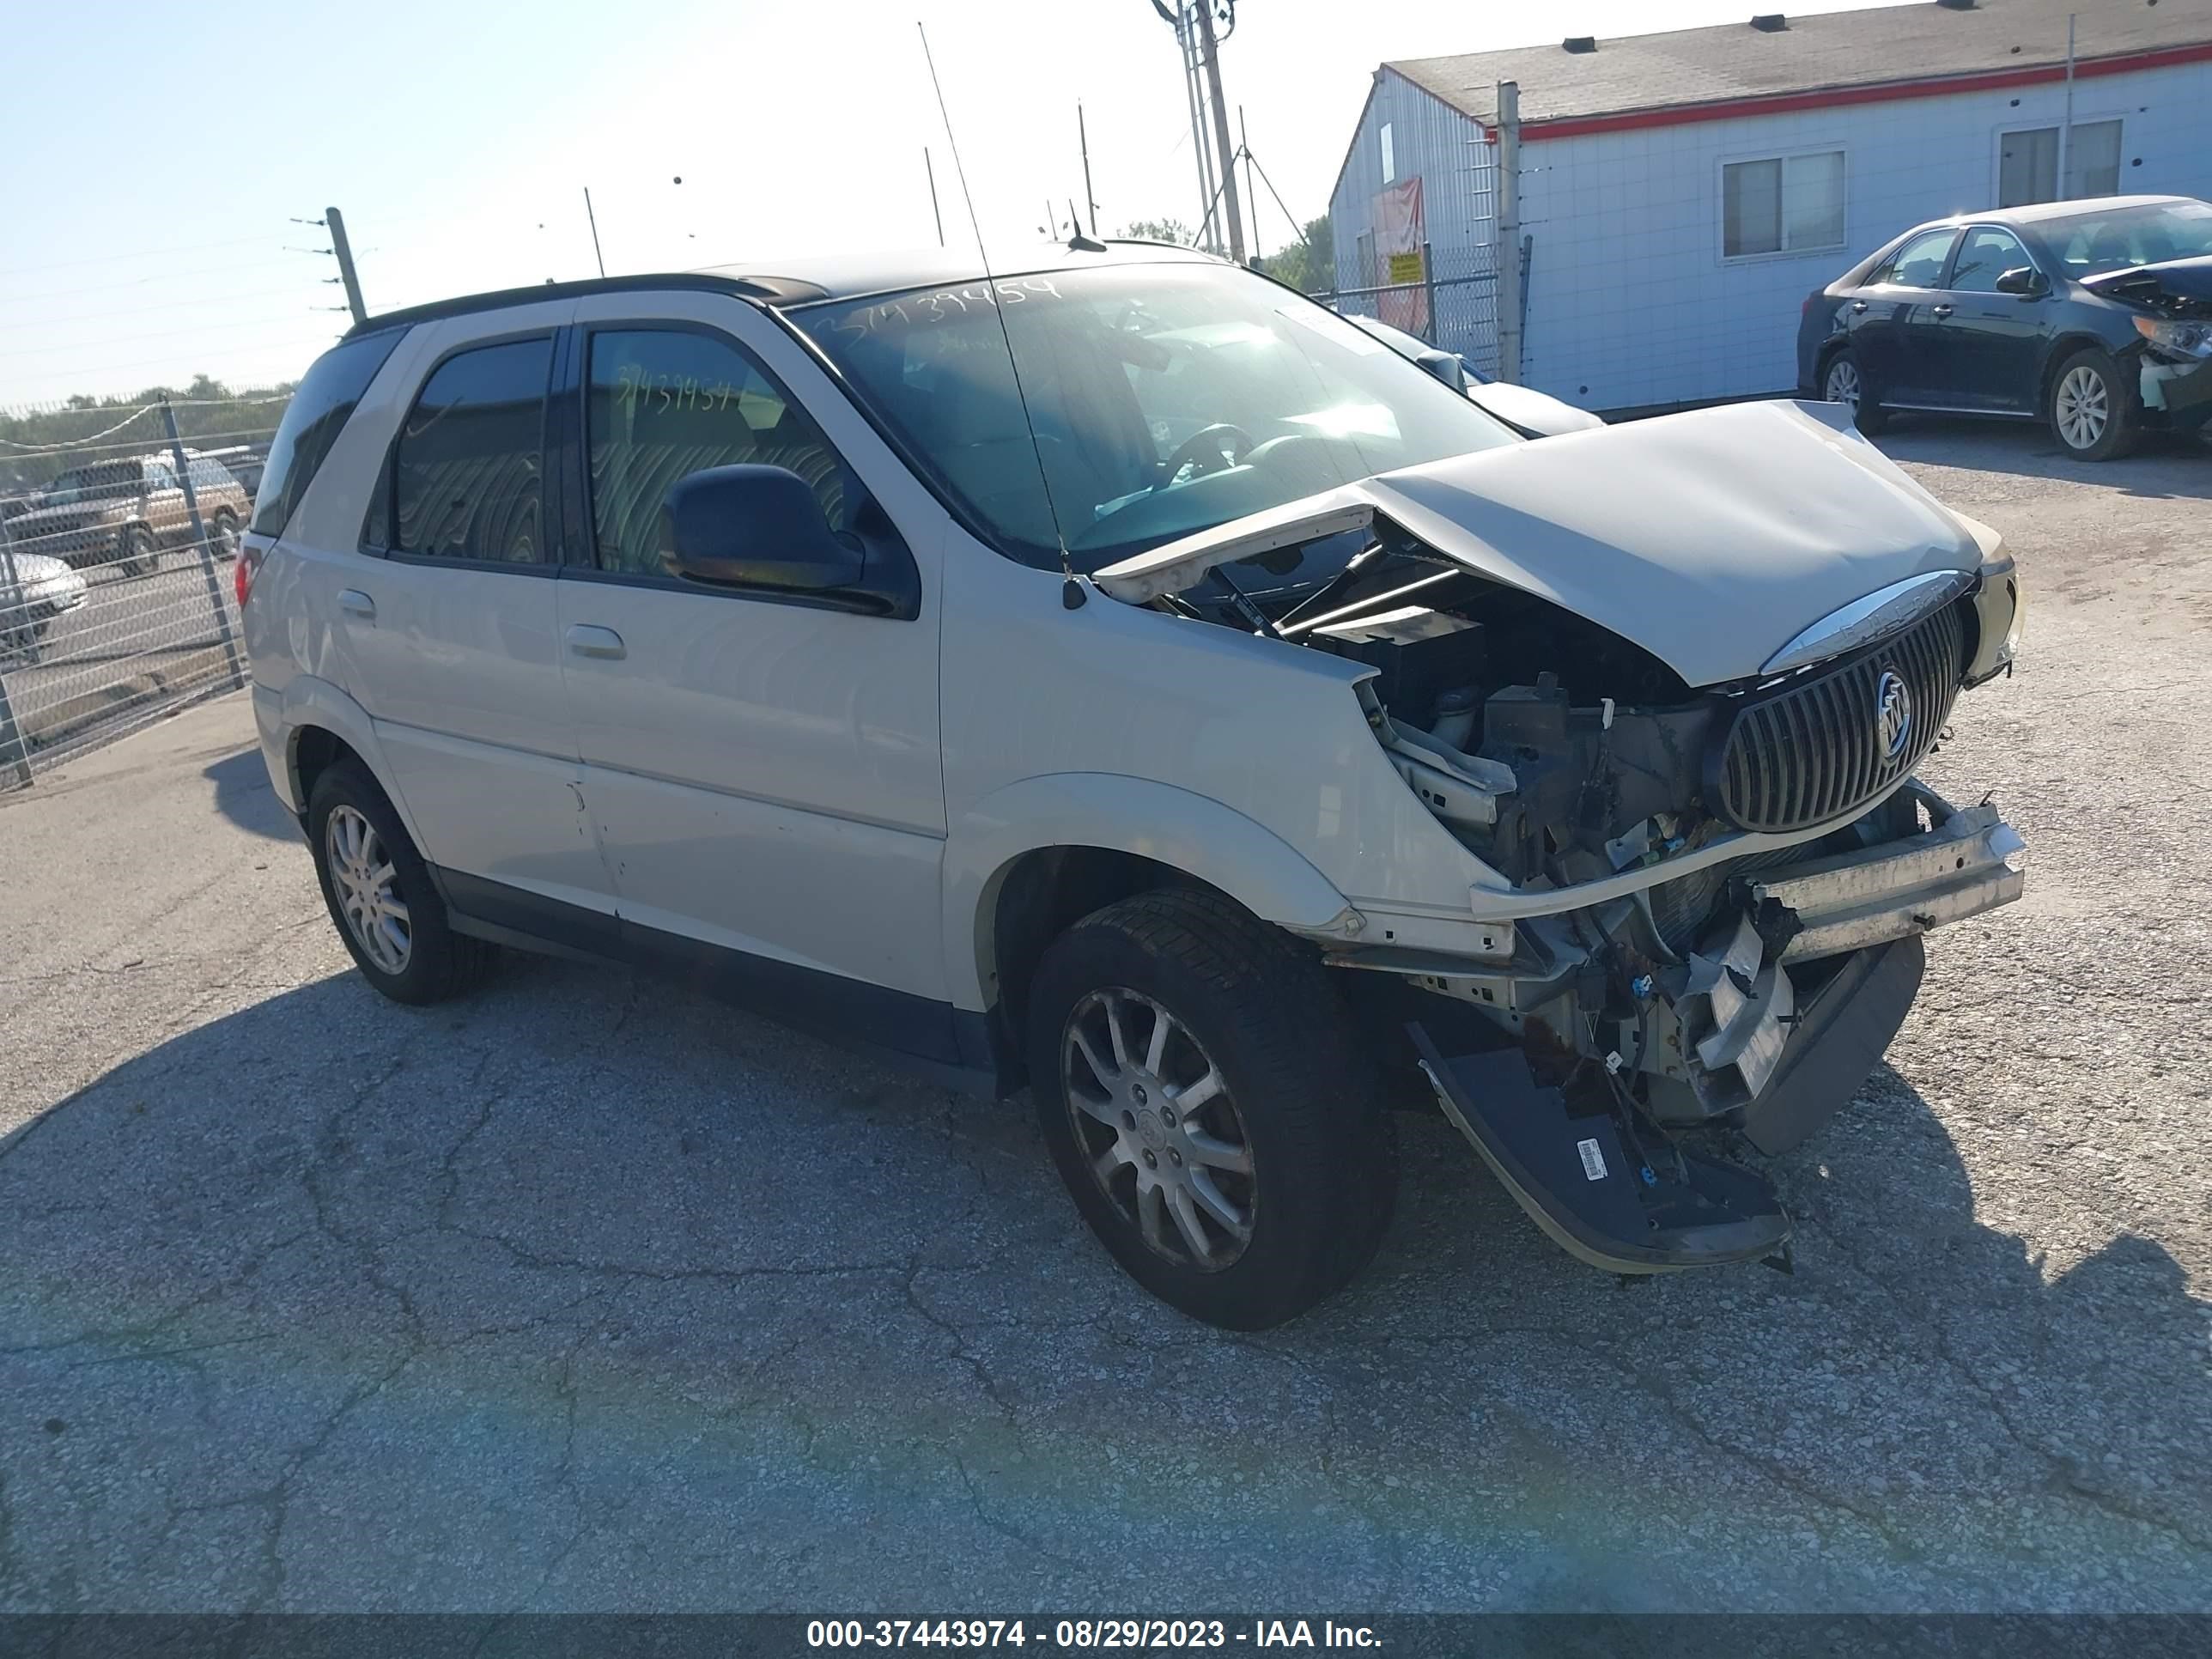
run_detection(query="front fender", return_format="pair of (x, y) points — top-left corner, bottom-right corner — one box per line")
(943, 773), (1356, 1012)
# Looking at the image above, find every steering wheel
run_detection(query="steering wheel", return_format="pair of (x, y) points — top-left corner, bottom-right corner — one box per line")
(1159, 423), (1256, 485)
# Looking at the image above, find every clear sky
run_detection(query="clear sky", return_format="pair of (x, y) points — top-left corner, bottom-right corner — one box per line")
(0, 0), (1907, 407)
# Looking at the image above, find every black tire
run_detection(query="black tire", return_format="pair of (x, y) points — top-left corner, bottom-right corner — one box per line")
(1821, 346), (1887, 435)
(1026, 887), (1397, 1330)
(307, 759), (495, 1006)
(2047, 346), (2138, 461)
(116, 523), (158, 576)
(208, 508), (240, 562)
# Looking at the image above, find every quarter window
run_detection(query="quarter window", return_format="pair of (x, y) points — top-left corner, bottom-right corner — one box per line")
(1869, 228), (1959, 289)
(583, 328), (851, 578)
(1948, 228), (2033, 294)
(250, 329), (402, 538)
(1723, 150), (1845, 258)
(390, 337), (551, 563)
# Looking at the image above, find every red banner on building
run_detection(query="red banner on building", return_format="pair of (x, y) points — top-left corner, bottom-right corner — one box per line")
(1371, 176), (1428, 334)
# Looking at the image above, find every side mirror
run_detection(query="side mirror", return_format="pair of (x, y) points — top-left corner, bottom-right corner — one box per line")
(660, 465), (866, 593)
(1994, 265), (2048, 298)
(1413, 347), (1468, 393)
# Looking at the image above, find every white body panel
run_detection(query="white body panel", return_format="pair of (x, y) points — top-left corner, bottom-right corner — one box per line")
(555, 291), (950, 999)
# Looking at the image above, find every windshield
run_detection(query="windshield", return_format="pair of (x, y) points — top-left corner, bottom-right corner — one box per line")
(793, 262), (1516, 572)
(2043, 200), (2212, 276)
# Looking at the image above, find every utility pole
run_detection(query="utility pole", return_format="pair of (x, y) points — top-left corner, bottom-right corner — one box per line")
(1155, 0), (1221, 252)
(1239, 106), (1258, 262)
(325, 206), (367, 326)
(1193, 1), (1246, 263)
(1078, 102), (1099, 235)
(2057, 12), (2077, 199)
(1494, 82), (1523, 385)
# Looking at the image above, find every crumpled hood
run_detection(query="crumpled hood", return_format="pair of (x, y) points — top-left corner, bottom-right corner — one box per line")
(1097, 399), (1980, 689)
(2079, 256), (2212, 305)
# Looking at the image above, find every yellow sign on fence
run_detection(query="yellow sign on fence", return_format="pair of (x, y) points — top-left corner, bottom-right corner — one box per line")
(1386, 250), (1425, 285)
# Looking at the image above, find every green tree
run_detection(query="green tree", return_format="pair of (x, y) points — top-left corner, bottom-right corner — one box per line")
(1257, 215), (1334, 294)
(1117, 217), (1197, 246)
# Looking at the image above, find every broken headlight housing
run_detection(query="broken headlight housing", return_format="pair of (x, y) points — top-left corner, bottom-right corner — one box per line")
(2133, 315), (2212, 361)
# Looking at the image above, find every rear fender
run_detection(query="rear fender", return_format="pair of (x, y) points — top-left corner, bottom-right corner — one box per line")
(270, 674), (423, 846)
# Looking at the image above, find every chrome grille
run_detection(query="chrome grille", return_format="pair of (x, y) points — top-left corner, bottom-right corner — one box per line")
(1714, 599), (1966, 835)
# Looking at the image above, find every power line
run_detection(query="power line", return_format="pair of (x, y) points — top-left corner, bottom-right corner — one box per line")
(0, 229), (304, 281)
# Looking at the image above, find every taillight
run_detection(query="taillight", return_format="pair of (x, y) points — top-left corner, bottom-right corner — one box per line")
(234, 544), (262, 609)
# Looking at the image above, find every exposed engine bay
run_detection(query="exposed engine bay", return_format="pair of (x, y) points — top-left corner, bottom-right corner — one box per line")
(1133, 501), (2026, 1273)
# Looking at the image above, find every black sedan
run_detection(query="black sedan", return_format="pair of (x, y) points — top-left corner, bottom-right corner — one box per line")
(1796, 195), (2212, 460)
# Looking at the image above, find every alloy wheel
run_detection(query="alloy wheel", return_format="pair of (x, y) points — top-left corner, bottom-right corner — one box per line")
(1061, 988), (1256, 1271)
(1824, 358), (1861, 409)
(325, 805), (411, 974)
(2056, 365), (2109, 450)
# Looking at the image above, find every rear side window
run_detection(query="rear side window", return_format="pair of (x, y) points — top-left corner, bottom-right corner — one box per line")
(391, 337), (552, 563)
(249, 330), (402, 538)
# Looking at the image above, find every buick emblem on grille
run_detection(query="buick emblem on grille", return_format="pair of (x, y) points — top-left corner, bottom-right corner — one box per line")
(1875, 670), (1914, 760)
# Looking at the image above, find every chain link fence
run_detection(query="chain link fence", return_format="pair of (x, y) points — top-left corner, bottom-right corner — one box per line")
(1316, 240), (1510, 379)
(1318, 134), (1516, 378)
(0, 395), (280, 787)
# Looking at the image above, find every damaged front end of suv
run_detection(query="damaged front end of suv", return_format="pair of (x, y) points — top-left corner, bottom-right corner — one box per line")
(1096, 398), (2027, 1275)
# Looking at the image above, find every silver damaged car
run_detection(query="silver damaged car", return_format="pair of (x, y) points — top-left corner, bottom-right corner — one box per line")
(244, 241), (2026, 1328)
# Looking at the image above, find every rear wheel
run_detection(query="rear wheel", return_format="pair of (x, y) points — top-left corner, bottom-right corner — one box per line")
(1822, 347), (1887, 435)
(208, 508), (240, 562)
(2047, 347), (2138, 460)
(1027, 888), (1397, 1330)
(307, 759), (495, 1005)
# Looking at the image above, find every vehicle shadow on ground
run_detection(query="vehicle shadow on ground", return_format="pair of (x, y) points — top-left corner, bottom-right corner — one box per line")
(3, 964), (2207, 1609)
(203, 745), (298, 842)
(1878, 417), (2212, 498)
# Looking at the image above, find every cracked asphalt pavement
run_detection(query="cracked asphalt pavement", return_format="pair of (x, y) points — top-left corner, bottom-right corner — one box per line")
(1, 425), (2207, 1613)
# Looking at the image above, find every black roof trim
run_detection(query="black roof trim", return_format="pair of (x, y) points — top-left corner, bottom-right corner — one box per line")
(341, 271), (831, 341)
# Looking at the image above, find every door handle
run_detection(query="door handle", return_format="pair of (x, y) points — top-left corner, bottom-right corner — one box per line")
(1850, 300), (1869, 313)
(565, 623), (626, 660)
(1931, 304), (1954, 319)
(337, 589), (376, 623)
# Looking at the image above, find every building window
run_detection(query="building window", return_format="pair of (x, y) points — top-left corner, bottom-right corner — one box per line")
(1998, 118), (2122, 208)
(1723, 150), (1845, 258)
(1380, 123), (1395, 185)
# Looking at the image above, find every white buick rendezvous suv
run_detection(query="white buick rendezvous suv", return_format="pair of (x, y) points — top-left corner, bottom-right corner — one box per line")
(242, 242), (2025, 1329)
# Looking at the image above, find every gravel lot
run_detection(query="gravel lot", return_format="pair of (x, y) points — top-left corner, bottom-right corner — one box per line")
(1, 422), (2206, 1613)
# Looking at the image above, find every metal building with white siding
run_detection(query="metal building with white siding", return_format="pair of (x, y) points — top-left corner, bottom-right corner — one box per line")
(1328, 0), (2212, 412)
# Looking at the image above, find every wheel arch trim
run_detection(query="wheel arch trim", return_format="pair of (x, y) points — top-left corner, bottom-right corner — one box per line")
(943, 774), (1356, 1014)
(274, 675), (426, 847)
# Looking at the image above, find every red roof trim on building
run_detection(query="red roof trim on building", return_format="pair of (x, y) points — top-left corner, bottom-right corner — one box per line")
(1494, 40), (2212, 142)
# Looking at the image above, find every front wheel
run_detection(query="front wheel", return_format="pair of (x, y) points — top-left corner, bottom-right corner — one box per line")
(1822, 347), (1887, 435)
(2048, 347), (2138, 460)
(1027, 888), (1397, 1330)
(116, 524), (158, 577)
